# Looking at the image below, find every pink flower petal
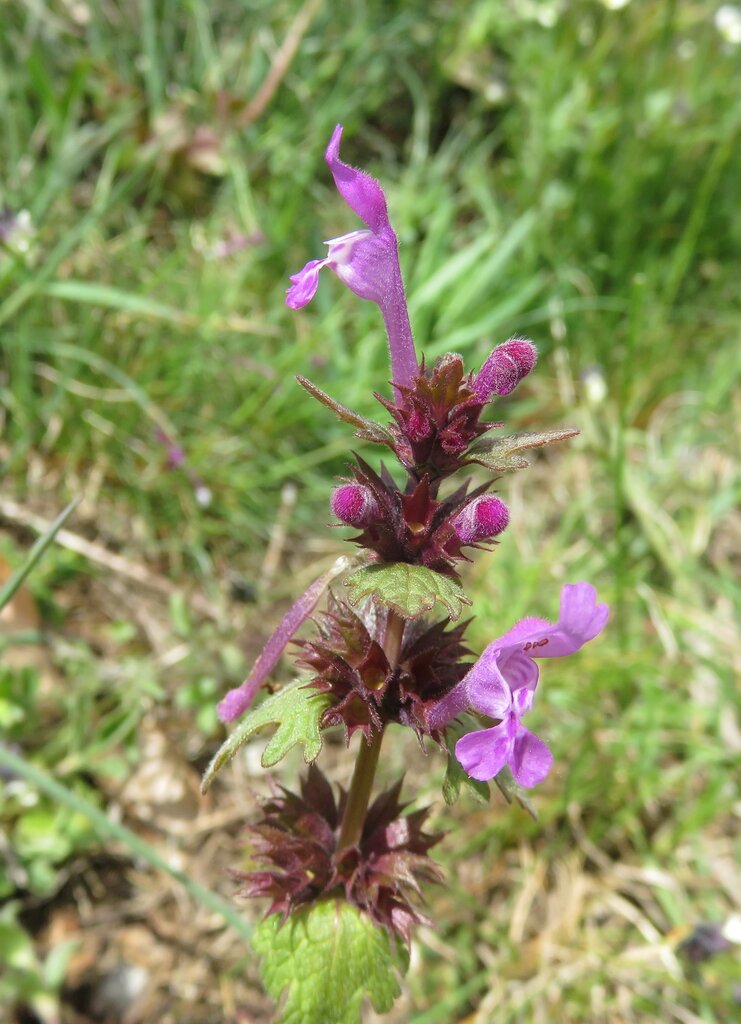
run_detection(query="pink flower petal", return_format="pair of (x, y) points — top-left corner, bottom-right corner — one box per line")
(286, 259), (327, 309)
(494, 649), (539, 692)
(456, 721), (514, 782)
(287, 124), (418, 388)
(465, 665), (512, 720)
(510, 726), (553, 788)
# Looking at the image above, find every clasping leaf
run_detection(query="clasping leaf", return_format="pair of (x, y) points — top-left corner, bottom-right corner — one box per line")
(201, 682), (330, 792)
(344, 562), (470, 621)
(468, 428), (578, 472)
(253, 900), (408, 1024)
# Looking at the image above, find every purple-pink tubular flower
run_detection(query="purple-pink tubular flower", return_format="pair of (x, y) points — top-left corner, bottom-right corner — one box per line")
(429, 582), (609, 787)
(331, 483), (380, 527)
(473, 338), (538, 401)
(218, 558), (350, 722)
(451, 495), (509, 544)
(286, 124), (418, 389)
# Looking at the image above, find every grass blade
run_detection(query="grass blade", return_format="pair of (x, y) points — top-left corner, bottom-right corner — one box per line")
(0, 498), (79, 612)
(0, 745), (253, 944)
(41, 280), (197, 326)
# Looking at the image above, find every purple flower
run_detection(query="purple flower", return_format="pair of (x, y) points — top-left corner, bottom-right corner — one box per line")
(218, 557), (351, 722)
(286, 124), (418, 389)
(430, 582), (609, 787)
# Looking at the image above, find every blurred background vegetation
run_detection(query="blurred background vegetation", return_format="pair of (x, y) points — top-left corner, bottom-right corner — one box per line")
(1, 0), (739, 1021)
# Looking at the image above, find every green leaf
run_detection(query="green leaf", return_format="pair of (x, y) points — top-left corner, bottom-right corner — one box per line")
(253, 900), (408, 1024)
(296, 376), (393, 447)
(201, 682), (331, 792)
(493, 766), (539, 821)
(344, 563), (470, 621)
(467, 428), (579, 472)
(442, 718), (490, 806)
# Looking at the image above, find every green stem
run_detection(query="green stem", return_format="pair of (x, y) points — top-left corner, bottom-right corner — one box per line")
(337, 610), (405, 850)
(337, 726), (384, 850)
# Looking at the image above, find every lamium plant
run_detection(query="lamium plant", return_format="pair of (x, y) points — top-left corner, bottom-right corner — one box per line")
(202, 125), (609, 1023)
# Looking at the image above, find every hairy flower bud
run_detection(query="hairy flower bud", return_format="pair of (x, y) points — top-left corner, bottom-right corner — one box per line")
(331, 483), (380, 527)
(451, 495), (509, 544)
(473, 338), (537, 401)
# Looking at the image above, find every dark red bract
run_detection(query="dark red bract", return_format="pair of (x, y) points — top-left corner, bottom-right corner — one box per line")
(295, 597), (471, 742)
(234, 766), (443, 945)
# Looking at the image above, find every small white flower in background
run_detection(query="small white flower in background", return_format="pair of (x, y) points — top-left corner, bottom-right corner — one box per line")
(602, 0), (632, 10)
(724, 914), (741, 945)
(195, 485), (212, 508)
(582, 366), (607, 407)
(715, 4), (741, 43)
(0, 209), (35, 259)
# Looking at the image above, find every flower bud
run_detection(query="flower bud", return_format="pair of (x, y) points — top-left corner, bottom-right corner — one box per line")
(452, 495), (509, 544)
(473, 338), (537, 401)
(331, 484), (380, 527)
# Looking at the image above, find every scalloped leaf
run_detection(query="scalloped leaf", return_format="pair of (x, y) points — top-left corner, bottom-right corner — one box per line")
(344, 563), (471, 621)
(201, 682), (331, 792)
(442, 717), (490, 806)
(253, 901), (408, 1024)
(297, 376), (393, 446)
(467, 428), (579, 472)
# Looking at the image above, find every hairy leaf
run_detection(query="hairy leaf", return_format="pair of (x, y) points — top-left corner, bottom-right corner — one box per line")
(344, 563), (471, 621)
(297, 376), (393, 446)
(467, 428), (578, 472)
(201, 682), (331, 792)
(442, 718), (490, 806)
(253, 900), (408, 1024)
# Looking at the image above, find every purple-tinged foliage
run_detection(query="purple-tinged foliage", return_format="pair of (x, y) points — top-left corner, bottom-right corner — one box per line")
(334, 455), (502, 574)
(216, 124), (608, 961)
(287, 125), (418, 388)
(296, 598), (470, 742)
(376, 353), (498, 487)
(430, 583), (609, 786)
(234, 765), (442, 945)
(294, 598), (468, 741)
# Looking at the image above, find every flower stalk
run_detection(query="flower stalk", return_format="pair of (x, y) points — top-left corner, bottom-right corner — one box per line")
(337, 609), (405, 850)
(337, 725), (385, 851)
(209, 124), (609, 1002)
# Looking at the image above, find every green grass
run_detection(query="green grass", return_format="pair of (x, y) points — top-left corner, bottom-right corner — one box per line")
(1, 1), (739, 1022)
